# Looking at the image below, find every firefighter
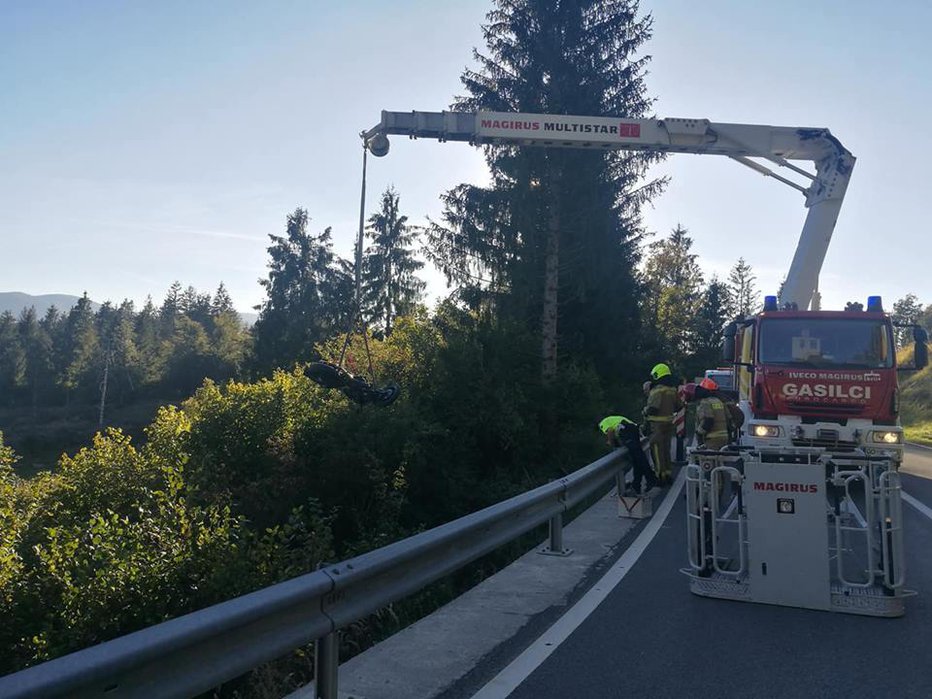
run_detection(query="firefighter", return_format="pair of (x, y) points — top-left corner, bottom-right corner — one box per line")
(599, 415), (660, 495)
(694, 378), (730, 450)
(643, 363), (683, 484)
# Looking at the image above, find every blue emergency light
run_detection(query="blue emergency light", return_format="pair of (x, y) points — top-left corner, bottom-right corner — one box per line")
(763, 295), (778, 311)
(866, 296), (883, 312)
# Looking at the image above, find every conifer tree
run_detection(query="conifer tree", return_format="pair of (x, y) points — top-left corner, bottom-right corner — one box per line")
(61, 293), (99, 403)
(19, 307), (53, 412)
(362, 187), (425, 336)
(211, 282), (237, 316)
(253, 208), (353, 371)
(642, 225), (705, 368)
(428, 0), (663, 380)
(0, 312), (24, 406)
(160, 281), (183, 338)
(728, 257), (759, 318)
(690, 278), (731, 377)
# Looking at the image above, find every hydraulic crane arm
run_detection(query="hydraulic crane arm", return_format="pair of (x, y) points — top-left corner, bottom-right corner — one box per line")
(362, 110), (855, 310)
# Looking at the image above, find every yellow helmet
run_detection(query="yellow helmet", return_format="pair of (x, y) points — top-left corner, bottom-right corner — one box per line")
(650, 363), (671, 381)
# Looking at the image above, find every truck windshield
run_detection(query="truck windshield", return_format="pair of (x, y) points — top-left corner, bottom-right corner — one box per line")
(705, 371), (734, 390)
(758, 318), (893, 368)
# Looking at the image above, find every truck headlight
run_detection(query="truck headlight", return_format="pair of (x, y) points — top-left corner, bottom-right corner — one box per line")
(871, 431), (901, 444)
(752, 425), (781, 438)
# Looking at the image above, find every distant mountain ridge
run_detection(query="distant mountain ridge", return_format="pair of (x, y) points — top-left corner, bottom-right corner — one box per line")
(0, 292), (256, 326)
(0, 292), (98, 317)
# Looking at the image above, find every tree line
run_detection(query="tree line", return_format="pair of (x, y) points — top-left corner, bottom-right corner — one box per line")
(641, 225), (762, 380)
(0, 283), (249, 417)
(0, 186), (426, 424)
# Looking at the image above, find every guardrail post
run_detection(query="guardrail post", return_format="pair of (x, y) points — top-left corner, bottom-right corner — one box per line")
(315, 630), (339, 699)
(539, 512), (573, 556)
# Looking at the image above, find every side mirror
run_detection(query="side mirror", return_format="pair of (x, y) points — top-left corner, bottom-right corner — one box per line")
(722, 322), (737, 362)
(914, 326), (929, 370)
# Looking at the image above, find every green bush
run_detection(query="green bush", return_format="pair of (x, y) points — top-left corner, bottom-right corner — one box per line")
(0, 424), (335, 674)
(1, 311), (626, 680)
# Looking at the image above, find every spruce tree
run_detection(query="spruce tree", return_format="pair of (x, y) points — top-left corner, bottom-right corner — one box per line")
(0, 312), (24, 406)
(728, 257), (759, 318)
(160, 281), (183, 337)
(362, 187), (425, 336)
(61, 293), (99, 403)
(135, 296), (163, 386)
(253, 208), (353, 371)
(19, 307), (52, 412)
(210, 283), (248, 377)
(0, 311), (26, 407)
(211, 282), (237, 316)
(427, 0), (663, 381)
(690, 278), (731, 377)
(642, 225), (705, 369)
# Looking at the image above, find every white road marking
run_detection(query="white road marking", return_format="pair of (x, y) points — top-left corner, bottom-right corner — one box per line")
(903, 491), (932, 522)
(471, 469), (686, 699)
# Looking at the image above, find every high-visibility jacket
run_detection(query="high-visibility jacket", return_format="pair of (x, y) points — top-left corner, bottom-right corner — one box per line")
(599, 415), (636, 434)
(644, 385), (681, 423)
(696, 396), (729, 442)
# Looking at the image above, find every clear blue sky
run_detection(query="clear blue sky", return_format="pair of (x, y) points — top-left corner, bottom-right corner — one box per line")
(2, 0), (930, 313)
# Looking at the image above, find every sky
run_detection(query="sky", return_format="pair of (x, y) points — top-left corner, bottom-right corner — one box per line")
(2, 0), (931, 314)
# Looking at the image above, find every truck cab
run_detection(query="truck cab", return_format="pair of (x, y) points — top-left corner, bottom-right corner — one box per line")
(724, 296), (928, 464)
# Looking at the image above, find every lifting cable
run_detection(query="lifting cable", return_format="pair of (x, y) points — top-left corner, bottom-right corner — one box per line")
(304, 136), (399, 407)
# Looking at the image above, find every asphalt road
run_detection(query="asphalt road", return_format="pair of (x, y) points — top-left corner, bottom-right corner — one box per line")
(507, 446), (932, 699)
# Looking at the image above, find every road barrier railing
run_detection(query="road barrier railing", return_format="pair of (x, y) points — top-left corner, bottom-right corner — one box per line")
(0, 448), (630, 699)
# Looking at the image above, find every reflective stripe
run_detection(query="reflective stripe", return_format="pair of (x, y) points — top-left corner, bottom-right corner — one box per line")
(673, 409), (686, 437)
(706, 430), (729, 439)
(646, 415), (673, 423)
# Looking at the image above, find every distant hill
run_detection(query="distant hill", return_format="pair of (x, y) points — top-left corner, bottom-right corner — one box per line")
(0, 292), (99, 317)
(1, 291), (257, 326)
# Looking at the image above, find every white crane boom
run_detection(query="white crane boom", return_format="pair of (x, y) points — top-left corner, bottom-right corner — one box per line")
(363, 110), (855, 310)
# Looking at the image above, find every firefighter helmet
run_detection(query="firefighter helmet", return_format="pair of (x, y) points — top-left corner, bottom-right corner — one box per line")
(650, 363), (672, 380)
(699, 377), (718, 391)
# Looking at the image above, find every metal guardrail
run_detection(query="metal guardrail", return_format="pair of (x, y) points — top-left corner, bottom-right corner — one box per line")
(0, 448), (629, 699)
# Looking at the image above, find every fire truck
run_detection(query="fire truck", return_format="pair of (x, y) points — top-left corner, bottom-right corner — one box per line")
(703, 296), (927, 616)
(359, 109), (928, 616)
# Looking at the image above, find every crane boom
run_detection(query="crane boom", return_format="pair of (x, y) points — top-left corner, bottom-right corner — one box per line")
(363, 110), (855, 310)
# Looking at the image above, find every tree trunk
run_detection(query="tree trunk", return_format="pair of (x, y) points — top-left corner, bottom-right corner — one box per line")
(541, 180), (560, 383)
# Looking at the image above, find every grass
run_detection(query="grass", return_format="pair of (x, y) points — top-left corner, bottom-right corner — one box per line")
(904, 421), (932, 447)
(897, 345), (932, 445)
(0, 399), (167, 477)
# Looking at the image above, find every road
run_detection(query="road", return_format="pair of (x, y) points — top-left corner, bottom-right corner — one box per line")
(495, 445), (932, 698)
